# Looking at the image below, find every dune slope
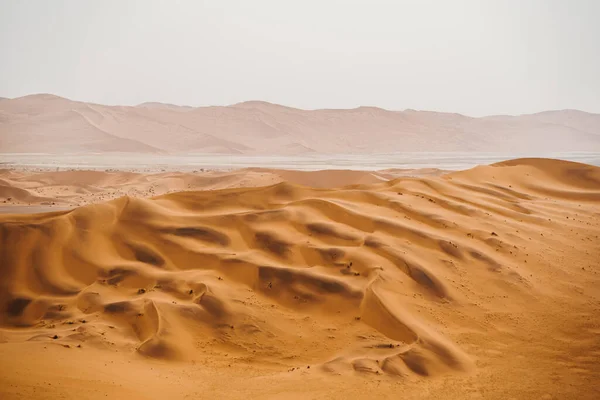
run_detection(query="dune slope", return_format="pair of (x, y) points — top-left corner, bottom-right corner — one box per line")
(0, 168), (396, 208)
(0, 159), (599, 399)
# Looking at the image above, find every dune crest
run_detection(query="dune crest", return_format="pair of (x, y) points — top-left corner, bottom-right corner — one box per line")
(1, 159), (599, 398)
(0, 168), (402, 208)
(0, 169), (281, 207)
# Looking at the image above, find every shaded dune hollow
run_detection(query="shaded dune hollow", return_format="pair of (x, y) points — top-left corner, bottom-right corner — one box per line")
(1, 158), (600, 380)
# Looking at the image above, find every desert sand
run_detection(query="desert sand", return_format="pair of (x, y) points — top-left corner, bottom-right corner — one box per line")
(0, 158), (599, 399)
(0, 168), (419, 210)
(1, 94), (600, 154)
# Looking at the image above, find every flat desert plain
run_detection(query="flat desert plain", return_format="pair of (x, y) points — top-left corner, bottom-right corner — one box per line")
(0, 158), (599, 399)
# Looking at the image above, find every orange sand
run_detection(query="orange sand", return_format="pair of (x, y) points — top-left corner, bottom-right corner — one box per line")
(0, 158), (599, 399)
(0, 168), (433, 209)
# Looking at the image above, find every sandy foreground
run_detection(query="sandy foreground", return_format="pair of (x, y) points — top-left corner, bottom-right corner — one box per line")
(0, 158), (599, 399)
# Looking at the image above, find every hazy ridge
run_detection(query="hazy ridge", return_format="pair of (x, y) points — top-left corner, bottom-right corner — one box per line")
(1, 94), (599, 154)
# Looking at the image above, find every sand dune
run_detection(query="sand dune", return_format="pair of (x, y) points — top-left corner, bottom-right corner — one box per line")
(0, 158), (599, 399)
(2, 94), (600, 154)
(0, 169), (278, 207)
(0, 167), (437, 209)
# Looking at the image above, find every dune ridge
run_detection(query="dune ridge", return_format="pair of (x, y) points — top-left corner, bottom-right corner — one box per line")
(1, 158), (599, 399)
(2, 94), (600, 154)
(0, 168), (404, 209)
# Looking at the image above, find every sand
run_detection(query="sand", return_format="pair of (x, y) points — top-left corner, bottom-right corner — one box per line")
(2, 94), (600, 154)
(0, 168), (406, 210)
(0, 158), (599, 399)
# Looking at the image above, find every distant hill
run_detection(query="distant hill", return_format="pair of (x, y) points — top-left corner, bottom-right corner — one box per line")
(1, 94), (599, 154)
(136, 102), (194, 112)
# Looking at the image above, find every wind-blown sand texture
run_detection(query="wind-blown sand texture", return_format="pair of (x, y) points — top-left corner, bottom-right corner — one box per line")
(0, 158), (599, 399)
(2, 94), (600, 154)
(0, 168), (412, 209)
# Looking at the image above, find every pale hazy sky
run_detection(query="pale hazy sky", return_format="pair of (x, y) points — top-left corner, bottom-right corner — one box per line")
(1, 0), (598, 116)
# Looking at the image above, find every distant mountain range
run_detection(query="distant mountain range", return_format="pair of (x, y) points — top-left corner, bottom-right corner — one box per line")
(1, 94), (599, 154)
